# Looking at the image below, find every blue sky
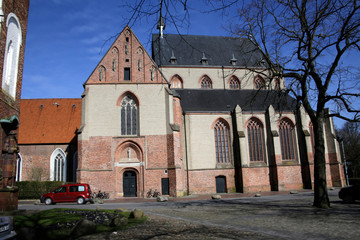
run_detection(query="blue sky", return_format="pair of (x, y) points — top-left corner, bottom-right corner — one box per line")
(22, 0), (228, 99)
(22, 0), (358, 128)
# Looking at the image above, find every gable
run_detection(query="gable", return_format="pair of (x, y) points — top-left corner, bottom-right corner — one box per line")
(85, 26), (168, 85)
(18, 98), (81, 144)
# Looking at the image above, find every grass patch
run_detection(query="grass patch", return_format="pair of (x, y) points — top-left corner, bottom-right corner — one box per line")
(13, 208), (146, 240)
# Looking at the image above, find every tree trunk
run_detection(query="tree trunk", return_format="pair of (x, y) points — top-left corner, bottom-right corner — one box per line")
(313, 116), (330, 208)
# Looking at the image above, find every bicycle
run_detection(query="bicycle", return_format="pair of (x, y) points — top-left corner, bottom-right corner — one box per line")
(153, 189), (160, 197)
(146, 189), (160, 198)
(92, 190), (109, 199)
(146, 189), (153, 198)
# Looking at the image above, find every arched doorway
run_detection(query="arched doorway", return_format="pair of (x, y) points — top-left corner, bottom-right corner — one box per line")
(123, 171), (137, 197)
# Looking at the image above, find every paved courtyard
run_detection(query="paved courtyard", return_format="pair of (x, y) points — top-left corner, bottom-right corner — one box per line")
(19, 189), (360, 239)
(138, 191), (359, 240)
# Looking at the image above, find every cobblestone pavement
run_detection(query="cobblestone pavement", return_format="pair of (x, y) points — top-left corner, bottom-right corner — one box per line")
(78, 189), (360, 240)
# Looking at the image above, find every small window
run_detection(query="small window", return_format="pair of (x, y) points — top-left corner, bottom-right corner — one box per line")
(124, 68), (130, 80)
(229, 76), (240, 89)
(55, 186), (67, 193)
(78, 186), (85, 192)
(170, 75), (183, 89)
(254, 76), (265, 90)
(201, 76), (212, 89)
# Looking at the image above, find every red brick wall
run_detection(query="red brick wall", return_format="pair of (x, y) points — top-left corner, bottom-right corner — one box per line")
(242, 167), (271, 192)
(18, 144), (72, 181)
(0, 0), (29, 211)
(276, 165), (303, 191)
(77, 132), (186, 198)
(187, 169), (236, 194)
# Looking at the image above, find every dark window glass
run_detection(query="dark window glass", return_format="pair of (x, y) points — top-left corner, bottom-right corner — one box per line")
(124, 68), (130, 80)
(214, 120), (230, 163)
(201, 76), (212, 89)
(121, 96), (138, 136)
(247, 118), (265, 162)
(279, 119), (296, 160)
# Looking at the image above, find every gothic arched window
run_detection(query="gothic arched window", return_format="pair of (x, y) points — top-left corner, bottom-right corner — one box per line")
(16, 153), (22, 181)
(99, 65), (105, 81)
(254, 76), (265, 90)
(247, 118), (265, 162)
(2, 13), (22, 99)
(50, 148), (66, 181)
(214, 120), (230, 163)
(229, 76), (240, 89)
(170, 75), (183, 89)
(279, 118), (297, 161)
(121, 96), (138, 135)
(201, 76), (212, 89)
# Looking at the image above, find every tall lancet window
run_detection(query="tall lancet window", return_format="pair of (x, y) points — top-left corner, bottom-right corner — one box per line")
(247, 118), (265, 162)
(214, 120), (231, 163)
(121, 96), (138, 135)
(50, 148), (66, 181)
(279, 118), (297, 161)
(2, 13), (22, 99)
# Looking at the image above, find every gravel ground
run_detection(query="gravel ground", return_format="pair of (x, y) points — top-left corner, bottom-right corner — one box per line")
(77, 190), (360, 240)
(77, 214), (274, 240)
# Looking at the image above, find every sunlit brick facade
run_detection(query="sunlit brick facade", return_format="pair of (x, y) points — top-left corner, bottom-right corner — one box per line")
(0, 0), (29, 211)
(18, 25), (345, 199)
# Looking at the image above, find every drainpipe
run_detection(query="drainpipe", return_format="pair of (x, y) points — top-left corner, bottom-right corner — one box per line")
(338, 138), (349, 186)
(222, 66), (225, 90)
(183, 113), (190, 195)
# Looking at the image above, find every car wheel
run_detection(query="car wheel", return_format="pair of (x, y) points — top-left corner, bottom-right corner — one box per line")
(45, 198), (53, 205)
(343, 195), (354, 203)
(77, 197), (85, 204)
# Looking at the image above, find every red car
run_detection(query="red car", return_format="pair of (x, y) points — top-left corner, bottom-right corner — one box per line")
(338, 185), (360, 203)
(40, 183), (93, 205)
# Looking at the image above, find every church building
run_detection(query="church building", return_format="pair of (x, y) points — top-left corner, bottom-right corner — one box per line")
(73, 25), (345, 198)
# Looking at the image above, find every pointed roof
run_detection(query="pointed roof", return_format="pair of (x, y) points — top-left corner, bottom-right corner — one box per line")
(85, 26), (169, 86)
(174, 89), (297, 113)
(18, 99), (81, 144)
(152, 34), (267, 67)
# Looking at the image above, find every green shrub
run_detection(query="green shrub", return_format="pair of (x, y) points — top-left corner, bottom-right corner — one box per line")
(16, 181), (66, 199)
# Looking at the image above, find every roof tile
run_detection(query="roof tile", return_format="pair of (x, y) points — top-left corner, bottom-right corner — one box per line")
(18, 99), (81, 144)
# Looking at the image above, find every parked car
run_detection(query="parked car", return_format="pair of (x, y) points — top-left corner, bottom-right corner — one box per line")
(338, 185), (360, 203)
(40, 183), (93, 205)
(0, 216), (16, 240)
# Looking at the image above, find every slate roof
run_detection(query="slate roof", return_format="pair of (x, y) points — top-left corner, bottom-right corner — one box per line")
(174, 89), (297, 113)
(18, 99), (81, 144)
(152, 34), (266, 67)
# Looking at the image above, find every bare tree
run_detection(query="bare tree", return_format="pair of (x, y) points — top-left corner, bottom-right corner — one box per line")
(227, 0), (360, 208)
(125, 0), (360, 208)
